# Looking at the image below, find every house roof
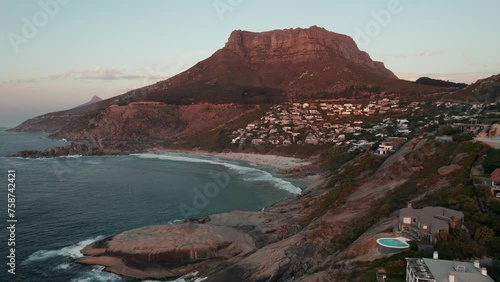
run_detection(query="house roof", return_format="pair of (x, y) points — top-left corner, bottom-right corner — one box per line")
(400, 206), (464, 233)
(421, 258), (494, 282)
(491, 168), (500, 182)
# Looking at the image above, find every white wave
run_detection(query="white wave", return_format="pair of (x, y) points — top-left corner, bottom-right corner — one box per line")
(24, 235), (105, 264)
(70, 266), (122, 282)
(132, 153), (301, 194)
(167, 219), (184, 224)
(62, 154), (83, 158)
(84, 160), (102, 165)
(55, 263), (72, 270)
(164, 271), (208, 282)
(13, 154), (82, 160)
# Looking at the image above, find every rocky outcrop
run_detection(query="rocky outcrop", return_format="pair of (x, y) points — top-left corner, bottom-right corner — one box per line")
(438, 164), (463, 176)
(76, 224), (256, 279)
(75, 207), (305, 280)
(11, 142), (105, 158)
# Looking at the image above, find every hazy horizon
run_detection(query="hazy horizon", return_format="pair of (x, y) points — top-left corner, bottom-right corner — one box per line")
(1, 0), (499, 127)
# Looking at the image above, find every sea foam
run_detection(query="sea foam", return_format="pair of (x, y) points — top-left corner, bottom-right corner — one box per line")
(70, 266), (122, 282)
(24, 235), (104, 264)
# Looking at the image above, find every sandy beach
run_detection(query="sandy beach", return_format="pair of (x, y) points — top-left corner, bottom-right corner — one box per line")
(212, 152), (311, 170)
(152, 149), (312, 170)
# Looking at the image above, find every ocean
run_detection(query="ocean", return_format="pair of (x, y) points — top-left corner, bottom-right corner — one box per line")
(0, 128), (305, 282)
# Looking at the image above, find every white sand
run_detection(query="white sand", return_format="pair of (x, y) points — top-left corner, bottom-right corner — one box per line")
(153, 149), (311, 170)
(213, 152), (311, 170)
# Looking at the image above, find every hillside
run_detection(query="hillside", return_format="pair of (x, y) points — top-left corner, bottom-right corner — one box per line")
(451, 74), (500, 102)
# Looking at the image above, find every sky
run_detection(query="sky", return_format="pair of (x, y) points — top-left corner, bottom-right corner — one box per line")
(1, 0), (499, 127)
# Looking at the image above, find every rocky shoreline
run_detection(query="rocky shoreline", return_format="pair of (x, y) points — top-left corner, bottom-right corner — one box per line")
(9, 141), (149, 158)
(74, 190), (320, 281)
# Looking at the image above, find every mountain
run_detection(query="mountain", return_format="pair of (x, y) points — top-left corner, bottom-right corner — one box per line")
(415, 77), (467, 89)
(12, 26), (446, 145)
(142, 26), (398, 104)
(73, 95), (102, 109)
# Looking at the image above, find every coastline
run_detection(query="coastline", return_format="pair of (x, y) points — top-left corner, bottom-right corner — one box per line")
(74, 149), (324, 280)
(150, 148), (313, 171)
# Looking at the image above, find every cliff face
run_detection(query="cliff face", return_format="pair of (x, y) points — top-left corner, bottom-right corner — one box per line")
(223, 26), (396, 78)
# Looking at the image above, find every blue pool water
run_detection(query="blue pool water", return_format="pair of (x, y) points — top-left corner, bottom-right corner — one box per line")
(377, 238), (410, 248)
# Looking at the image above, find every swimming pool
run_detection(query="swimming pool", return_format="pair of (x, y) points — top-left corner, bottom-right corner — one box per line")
(377, 237), (410, 254)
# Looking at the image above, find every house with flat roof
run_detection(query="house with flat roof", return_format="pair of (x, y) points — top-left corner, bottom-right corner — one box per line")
(399, 203), (464, 243)
(377, 137), (407, 155)
(406, 253), (494, 282)
(490, 168), (500, 198)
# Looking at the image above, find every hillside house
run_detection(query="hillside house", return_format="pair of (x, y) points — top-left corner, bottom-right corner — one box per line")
(490, 168), (500, 198)
(377, 137), (407, 155)
(453, 119), (489, 134)
(405, 255), (494, 282)
(399, 203), (464, 243)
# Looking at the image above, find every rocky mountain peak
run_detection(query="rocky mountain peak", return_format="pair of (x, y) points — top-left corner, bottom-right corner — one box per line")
(73, 95), (103, 109)
(222, 26), (396, 79)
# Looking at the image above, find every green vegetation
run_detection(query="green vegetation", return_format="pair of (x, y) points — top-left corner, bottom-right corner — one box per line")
(415, 77), (467, 89)
(436, 125), (458, 136)
(483, 148), (500, 175)
(452, 133), (474, 142)
(318, 146), (359, 177)
(410, 141), (500, 280)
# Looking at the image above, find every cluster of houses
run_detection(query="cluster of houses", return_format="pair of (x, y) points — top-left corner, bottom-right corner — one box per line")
(228, 98), (498, 159)
(229, 100), (425, 148)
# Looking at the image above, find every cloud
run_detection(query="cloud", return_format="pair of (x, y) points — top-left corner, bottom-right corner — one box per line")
(2, 78), (38, 85)
(43, 65), (174, 82)
(120, 74), (144, 80)
(48, 70), (73, 80)
(77, 66), (124, 81)
(381, 49), (445, 60)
